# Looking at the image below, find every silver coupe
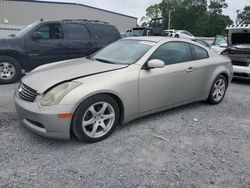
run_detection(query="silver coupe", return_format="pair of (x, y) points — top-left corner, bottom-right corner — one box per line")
(15, 37), (233, 142)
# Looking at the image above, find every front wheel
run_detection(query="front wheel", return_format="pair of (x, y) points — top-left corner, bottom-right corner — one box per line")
(72, 94), (120, 143)
(0, 56), (22, 84)
(207, 75), (228, 104)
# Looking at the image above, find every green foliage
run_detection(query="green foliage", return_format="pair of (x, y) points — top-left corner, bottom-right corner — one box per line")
(146, 4), (161, 18)
(239, 6), (250, 22)
(209, 0), (228, 15)
(143, 0), (233, 37)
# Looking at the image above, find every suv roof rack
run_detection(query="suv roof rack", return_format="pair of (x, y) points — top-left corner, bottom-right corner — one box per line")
(226, 23), (250, 30)
(62, 19), (109, 24)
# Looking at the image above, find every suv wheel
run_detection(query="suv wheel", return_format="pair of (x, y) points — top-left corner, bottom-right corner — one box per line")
(0, 56), (22, 84)
(72, 94), (119, 143)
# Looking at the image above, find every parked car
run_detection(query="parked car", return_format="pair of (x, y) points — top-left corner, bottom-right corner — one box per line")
(163, 30), (195, 39)
(0, 19), (121, 84)
(211, 35), (227, 54)
(162, 29), (176, 37)
(15, 37), (233, 142)
(220, 23), (250, 80)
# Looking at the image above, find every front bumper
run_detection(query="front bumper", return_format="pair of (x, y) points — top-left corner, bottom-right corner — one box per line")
(14, 94), (76, 140)
(233, 65), (250, 80)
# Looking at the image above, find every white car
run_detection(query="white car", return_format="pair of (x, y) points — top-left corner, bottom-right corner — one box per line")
(163, 30), (195, 40)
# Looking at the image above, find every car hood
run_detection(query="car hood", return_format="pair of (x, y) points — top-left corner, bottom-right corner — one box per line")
(22, 58), (128, 93)
(0, 37), (24, 50)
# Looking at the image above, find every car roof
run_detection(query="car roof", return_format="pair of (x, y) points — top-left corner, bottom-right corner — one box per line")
(123, 36), (194, 43)
(124, 36), (171, 42)
(123, 36), (211, 50)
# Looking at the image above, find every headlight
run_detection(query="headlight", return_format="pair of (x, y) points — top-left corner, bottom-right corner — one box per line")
(40, 81), (82, 106)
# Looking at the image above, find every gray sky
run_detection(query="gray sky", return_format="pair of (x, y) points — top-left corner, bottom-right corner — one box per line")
(43, 0), (249, 23)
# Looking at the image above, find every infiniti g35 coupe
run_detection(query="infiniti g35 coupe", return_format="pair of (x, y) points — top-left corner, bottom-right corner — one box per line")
(15, 37), (233, 142)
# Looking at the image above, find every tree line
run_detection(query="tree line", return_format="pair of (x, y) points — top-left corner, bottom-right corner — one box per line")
(141, 0), (250, 37)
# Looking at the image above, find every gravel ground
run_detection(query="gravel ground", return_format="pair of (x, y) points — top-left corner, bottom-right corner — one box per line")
(0, 81), (249, 188)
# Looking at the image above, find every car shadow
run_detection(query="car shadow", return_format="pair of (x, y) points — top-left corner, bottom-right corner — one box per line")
(118, 101), (207, 131)
(232, 78), (250, 86)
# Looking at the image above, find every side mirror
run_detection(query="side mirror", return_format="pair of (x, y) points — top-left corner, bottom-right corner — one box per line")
(31, 31), (42, 40)
(219, 43), (227, 48)
(147, 59), (165, 69)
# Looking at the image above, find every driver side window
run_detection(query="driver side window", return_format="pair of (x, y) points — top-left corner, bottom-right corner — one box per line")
(35, 24), (64, 40)
(149, 42), (192, 65)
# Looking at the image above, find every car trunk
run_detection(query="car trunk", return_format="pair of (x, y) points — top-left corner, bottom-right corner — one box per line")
(226, 29), (250, 67)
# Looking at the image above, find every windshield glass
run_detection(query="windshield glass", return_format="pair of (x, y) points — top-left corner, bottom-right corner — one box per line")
(14, 22), (39, 37)
(93, 40), (155, 65)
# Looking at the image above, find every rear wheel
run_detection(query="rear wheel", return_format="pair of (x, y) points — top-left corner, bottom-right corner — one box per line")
(72, 94), (119, 143)
(207, 75), (228, 104)
(0, 56), (22, 84)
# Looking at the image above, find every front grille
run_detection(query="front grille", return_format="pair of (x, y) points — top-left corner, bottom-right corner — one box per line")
(232, 61), (249, 67)
(18, 83), (38, 102)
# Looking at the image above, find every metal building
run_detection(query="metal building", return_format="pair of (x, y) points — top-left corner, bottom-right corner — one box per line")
(0, 0), (137, 37)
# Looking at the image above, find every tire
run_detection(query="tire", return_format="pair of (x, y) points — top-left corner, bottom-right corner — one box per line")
(207, 75), (228, 104)
(174, 34), (179, 38)
(72, 94), (120, 143)
(0, 56), (22, 84)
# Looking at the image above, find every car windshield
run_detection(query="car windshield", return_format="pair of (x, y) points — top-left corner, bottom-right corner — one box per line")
(14, 22), (39, 37)
(92, 40), (155, 65)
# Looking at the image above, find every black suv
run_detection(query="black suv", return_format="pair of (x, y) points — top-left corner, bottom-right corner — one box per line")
(0, 19), (121, 84)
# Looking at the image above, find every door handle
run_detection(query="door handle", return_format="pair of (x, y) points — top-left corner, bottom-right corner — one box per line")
(186, 67), (196, 72)
(56, 43), (64, 47)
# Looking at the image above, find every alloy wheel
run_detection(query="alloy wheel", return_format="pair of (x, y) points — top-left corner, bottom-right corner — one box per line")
(0, 62), (16, 80)
(212, 78), (226, 102)
(82, 102), (115, 138)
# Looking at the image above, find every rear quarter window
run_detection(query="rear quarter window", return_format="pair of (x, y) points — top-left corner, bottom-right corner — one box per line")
(92, 24), (121, 39)
(191, 44), (209, 60)
(67, 23), (91, 40)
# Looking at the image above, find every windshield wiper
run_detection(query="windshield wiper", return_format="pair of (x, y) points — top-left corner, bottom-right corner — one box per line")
(94, 58), (115, 64)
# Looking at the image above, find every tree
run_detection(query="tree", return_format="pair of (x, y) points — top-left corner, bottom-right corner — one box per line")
(146, 4), (161, 18)
(238, 6), (250, 22)
(143, 0), (232, 37)
(140, 4), (161, 26)
(208, 0), (228, 15)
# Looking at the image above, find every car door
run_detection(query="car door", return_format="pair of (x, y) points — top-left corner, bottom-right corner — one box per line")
(25, 22), (68, 70)
(66, 23), (94, 58)
(189, 44), (213, 98)
(211, 35), (227, 54)
(139, 41), (198, 113)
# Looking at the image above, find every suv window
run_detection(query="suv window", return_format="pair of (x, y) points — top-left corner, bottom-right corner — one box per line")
(149, 42), (192, 65)
(35, 24), (64, 39)
(191, 44), (209, 60)
(68, 23), (91, 40)
(93, 24), (120, 39)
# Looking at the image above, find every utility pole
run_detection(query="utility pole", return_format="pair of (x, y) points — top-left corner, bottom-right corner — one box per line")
(168, 10), (171, 29)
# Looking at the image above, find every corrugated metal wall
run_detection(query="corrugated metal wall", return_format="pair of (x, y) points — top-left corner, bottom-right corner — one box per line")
(0, 0), (137, 34)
